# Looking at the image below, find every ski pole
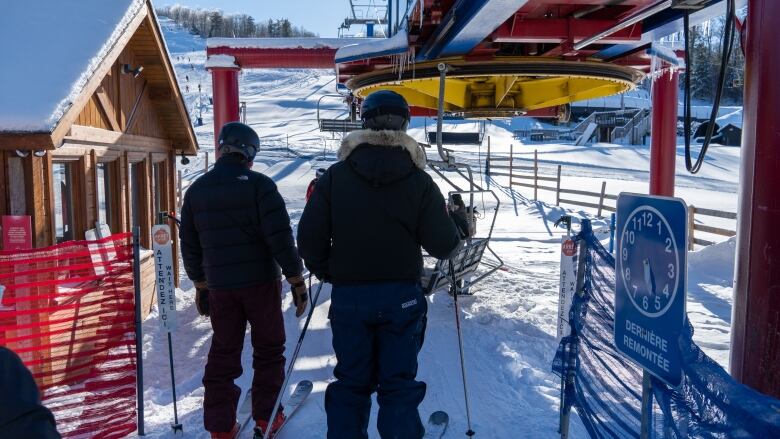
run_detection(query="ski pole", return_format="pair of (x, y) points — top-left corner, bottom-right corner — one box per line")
(263, 280), (325, 439)
(450, 260), (475, 437)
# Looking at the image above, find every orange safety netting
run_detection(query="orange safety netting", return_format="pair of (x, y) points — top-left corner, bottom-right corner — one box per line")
(0, 233), (138, 438)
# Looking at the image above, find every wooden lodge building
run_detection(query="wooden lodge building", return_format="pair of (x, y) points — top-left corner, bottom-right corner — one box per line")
(0, 0), (197, 313)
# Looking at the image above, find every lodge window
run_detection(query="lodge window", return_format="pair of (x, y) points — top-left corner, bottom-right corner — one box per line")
(96, 162), (112, 227)
(52, 162), (76, 243)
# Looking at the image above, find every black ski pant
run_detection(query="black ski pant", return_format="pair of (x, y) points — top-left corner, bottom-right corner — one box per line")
(325, 282), (428, 439)
(203, 280), (285, 433)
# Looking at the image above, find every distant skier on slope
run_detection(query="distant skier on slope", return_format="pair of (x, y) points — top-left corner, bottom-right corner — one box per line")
(305, 168), (326, 203)
(179, 122), (309, 439)
(297, 90), (461, 439)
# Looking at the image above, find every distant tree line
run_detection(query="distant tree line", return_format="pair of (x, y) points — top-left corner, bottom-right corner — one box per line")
(156, 4), (318, 38)
(686, 17), (744, 104)
(662, 12), (746, 104)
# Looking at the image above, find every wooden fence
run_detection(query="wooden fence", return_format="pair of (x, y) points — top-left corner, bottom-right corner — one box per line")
(486, 143), (736, 248)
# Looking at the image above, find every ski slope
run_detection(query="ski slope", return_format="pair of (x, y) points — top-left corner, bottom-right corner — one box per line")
(138, 19), (740, 438)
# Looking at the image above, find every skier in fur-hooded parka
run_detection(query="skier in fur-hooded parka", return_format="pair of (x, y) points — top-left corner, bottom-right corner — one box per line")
(296, 128), (461, 284)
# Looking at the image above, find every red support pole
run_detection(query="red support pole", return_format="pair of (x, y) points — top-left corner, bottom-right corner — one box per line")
(210, 67), (240, 158)
(649, 68), (679, 197)
(731, 0), (780, 398)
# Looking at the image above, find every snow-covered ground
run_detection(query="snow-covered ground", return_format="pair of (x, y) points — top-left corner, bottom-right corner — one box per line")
(139, 19), (740, 438)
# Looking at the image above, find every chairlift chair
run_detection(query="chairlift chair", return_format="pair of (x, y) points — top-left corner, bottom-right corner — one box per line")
(421, 189), (503, 296)
(317, 94), (363, 133)
(419, 63), (504, 296)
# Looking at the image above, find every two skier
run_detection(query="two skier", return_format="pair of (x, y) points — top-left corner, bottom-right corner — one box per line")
(179, 122), (309, 439)
(298, 90), (461, 438)
(182, 91), (460, 438)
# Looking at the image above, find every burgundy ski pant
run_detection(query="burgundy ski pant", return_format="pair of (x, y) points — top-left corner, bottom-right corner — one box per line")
(203, 280), (286, 433)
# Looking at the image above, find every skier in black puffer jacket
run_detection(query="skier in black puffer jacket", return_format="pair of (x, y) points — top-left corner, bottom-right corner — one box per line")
(179, 122), (308, 439)
(297, 90), (461, 439)
(0, 347), (60, 438)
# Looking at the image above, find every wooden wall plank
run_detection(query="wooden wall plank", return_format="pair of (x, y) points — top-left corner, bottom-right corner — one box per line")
(90, 150), (99, 228)
(123, 152), (131, 232)
(109, 159), (124, 234)
(167, 150), (180, 286)
(24, 154), (55, 248)
(138, 156), (152, 249)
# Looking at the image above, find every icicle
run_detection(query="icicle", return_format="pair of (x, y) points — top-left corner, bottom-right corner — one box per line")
(419, 0), (424, 30)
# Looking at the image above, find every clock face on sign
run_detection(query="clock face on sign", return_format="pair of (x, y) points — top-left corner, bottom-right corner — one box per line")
(619, 205), (680, 318)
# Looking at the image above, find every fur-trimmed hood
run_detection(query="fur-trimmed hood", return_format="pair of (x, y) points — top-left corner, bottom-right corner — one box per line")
(338, 129), (427, 170)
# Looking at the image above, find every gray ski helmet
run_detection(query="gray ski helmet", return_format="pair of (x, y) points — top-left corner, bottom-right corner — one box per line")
(218, 122), (259, 161)
(360, 90), (410, 131)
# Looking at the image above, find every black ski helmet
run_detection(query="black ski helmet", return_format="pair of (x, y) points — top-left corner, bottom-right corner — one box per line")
(218, 122), (259, 162)
(360, 90), (410, 131)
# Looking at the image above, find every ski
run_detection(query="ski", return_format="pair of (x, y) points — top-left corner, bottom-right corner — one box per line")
(423, 411), (449, 439)
(253, 380), (313, 439)
(237, 389), (254, 435)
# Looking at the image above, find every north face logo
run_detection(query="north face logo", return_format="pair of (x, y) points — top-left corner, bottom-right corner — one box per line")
(237, 175), (249, 181)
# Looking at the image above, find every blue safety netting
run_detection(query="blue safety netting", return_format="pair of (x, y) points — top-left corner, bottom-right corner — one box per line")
(552, 220), (780, 438)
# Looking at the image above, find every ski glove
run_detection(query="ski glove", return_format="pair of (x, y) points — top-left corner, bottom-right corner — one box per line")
(194, 280), (209, 317)
(287, 275), (308, 318)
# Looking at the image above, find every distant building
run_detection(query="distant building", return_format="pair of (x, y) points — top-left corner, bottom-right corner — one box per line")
(0, 0), (197, 315)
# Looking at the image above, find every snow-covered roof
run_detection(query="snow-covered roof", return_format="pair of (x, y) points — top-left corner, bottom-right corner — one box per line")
(0, 0), (146, 133)
(205, 54), (239, 70)
(716, 109), (743, 129)
(335, 30), (410, 64)
(207, 37), (378, 50)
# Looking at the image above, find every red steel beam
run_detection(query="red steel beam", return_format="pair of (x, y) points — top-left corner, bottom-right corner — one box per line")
(731, 0), (780, 398)
(649, 68), (678, 197)
(493, 18), (642, 44)
(208, 47), (338, 69)
(210, 67), (240, 157)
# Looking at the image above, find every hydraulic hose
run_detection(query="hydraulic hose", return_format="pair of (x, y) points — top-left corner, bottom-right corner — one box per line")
(683, 0), (736, 174)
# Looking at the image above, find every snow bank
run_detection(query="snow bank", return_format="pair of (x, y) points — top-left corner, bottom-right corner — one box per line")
(0, 0), (145, 132)
(205, 54), (239, 69)
(688, 236), (736, 283)
(335, 30), (409, 63)
(207, 37), (375, 50)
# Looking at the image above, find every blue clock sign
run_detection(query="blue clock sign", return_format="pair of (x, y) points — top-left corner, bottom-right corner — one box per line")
(614, 193), (687, 387)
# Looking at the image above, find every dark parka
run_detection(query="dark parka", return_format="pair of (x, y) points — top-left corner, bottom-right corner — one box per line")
(297, 129), (461, 284)
(179, 154), (303, 289)
(0, 347), (60, 438)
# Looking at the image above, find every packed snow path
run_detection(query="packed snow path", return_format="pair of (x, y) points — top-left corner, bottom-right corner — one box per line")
(137, 20), (738, 438)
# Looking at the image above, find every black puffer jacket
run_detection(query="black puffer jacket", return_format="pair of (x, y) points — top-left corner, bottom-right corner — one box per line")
(180, 154), (303, 289)
(297, 129), (461, 284)
(0, 347), (60, 438)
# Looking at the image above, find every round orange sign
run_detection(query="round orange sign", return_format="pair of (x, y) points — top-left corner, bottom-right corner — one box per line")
(562, 239), (576, 257)
(154, 228), (170, 246)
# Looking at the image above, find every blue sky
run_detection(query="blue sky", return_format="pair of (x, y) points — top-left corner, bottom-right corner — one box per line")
(162, 1), (384, 37)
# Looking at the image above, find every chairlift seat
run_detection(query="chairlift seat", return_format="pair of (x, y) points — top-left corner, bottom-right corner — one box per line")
(422, 238), (490, 295)
(319, 119), (363, 133)
(426, 131), (483, 145)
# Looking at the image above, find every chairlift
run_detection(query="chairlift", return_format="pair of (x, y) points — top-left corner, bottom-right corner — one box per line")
(317, 94), (363, 133)
(424, 117), (486, 146)
(421, 63), (503, 296)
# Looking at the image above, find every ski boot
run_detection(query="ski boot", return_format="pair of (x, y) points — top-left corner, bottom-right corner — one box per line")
(210, 422), (239, 439)
(253, 411), (286, 439)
